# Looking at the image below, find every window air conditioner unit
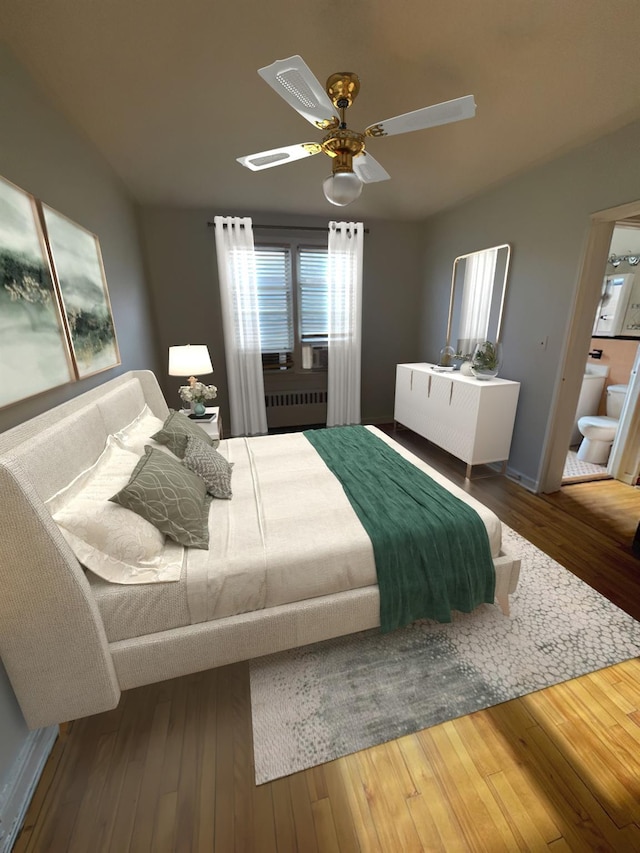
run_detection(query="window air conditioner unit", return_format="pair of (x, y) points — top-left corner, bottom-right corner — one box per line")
(302, 343), (328, 370)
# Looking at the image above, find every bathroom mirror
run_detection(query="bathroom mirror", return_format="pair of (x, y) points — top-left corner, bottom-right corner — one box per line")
(591, 219), (640, 338)
(445, 243), (512, 355)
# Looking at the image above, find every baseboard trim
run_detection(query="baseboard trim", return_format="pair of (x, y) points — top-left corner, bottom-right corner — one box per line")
(506, 466), (539, 493)
(0, 725), (58, 852)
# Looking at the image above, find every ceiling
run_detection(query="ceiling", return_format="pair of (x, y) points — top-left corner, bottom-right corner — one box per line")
(3, 0), (640, 221)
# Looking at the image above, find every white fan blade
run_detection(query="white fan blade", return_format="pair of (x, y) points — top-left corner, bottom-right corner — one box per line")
(237, 143), (322, 171)
(258, 55), (339, 129)
(365, 94), (476, 138)
(353, 152), (390, 184)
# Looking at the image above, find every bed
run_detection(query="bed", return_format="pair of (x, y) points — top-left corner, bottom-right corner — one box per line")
(0, 371), (520, 729)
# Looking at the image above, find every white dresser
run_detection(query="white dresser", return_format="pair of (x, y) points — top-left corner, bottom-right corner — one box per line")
(394, 363), (520, 477)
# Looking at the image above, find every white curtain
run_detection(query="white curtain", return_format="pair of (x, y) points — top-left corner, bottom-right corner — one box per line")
(214, 216), (267, 436)
(457, 247), (498, 355)
(327, 221), (364, 427)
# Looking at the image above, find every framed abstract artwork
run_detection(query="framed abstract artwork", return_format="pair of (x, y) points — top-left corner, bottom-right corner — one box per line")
(0, 176), (75, 409)
(40, 203), (120, 379)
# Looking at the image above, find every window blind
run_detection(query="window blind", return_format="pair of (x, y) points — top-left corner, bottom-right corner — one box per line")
(299, 248), (329, 340)
(254, 247), (294, 353)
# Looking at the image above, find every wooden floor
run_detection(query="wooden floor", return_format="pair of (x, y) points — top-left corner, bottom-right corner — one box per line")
(14, 428), (640, 852)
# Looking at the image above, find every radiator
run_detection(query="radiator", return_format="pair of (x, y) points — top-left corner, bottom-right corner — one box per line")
(265, 389), (328, 428)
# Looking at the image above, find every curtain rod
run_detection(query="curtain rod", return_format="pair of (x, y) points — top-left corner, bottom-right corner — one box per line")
(207, 221), (369, 234)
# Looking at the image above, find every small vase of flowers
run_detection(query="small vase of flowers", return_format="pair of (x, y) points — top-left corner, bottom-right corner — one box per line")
(178, 377), (217, 415)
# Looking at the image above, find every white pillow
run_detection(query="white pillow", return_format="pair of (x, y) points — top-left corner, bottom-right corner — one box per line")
(47, 436), (183, 584)
(112, 405), (168, 456)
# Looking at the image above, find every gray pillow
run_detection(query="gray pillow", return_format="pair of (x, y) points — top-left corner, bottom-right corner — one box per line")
(110, 446), (211, 548)
(151, 409), (214, 458)
(183, 436), (233, 500)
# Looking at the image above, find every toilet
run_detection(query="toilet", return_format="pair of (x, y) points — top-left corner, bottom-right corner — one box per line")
(576, 384), (627, 464)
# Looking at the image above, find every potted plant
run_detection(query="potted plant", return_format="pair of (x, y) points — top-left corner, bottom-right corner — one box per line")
(471, 341), (502, 380)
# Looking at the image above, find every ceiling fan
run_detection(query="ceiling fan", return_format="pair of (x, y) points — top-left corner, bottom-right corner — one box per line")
(237, 55), (476, 207)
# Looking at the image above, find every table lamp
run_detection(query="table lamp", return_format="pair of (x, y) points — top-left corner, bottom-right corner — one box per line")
(168, 344), (213, 382)
(168, 345), (214, 413)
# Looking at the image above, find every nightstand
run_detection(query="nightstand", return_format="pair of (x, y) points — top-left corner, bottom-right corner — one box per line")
(182, 406), (222, 440)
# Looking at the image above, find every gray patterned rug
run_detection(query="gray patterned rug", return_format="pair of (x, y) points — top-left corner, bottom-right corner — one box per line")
(249, 526), (640, 785)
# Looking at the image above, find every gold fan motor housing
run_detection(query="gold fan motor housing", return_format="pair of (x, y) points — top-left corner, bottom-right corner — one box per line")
(321, 129), (365, 174)
(321, 128), (365, 158)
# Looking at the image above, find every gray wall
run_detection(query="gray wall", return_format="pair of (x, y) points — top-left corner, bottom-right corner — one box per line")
(0, 47), (160, 799)
(418, 117), (640, 488)
(0, 46), (161, 434)
(138, 208), (424, 427)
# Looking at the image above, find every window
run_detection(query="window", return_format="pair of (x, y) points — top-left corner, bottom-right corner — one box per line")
(255, 243), (329, 370)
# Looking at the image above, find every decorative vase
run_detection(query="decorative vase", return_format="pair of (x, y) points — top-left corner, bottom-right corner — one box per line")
(438, 345), (456, 367)
(191, 400), (206, 416)
(471, 341), (502, 380)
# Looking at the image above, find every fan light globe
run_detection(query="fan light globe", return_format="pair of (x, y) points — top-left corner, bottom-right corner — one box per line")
(322, 171), (363, 206)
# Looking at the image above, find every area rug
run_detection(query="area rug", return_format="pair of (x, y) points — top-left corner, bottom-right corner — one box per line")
(249, 526), (640, 785)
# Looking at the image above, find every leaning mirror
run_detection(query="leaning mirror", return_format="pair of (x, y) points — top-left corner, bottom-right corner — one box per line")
(445, 243), (512, 357)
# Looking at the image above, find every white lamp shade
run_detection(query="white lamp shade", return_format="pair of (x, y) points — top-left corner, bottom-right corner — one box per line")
(168, 345), (213, 377)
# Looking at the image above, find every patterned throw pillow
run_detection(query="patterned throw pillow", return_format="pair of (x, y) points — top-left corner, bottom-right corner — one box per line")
(151, 409), (213, 458)
(183, 436), (233, 500)
(110, 446), (211, 548)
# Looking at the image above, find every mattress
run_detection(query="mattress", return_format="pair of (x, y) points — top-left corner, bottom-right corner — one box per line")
(93, 426), (502, 642)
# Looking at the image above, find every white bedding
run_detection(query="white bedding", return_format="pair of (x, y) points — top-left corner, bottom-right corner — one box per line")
(88, 425), (502, 641)
(184, 426), (501, 627)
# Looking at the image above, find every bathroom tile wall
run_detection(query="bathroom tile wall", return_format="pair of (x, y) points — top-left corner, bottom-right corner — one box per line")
(590, 338), (640, 412)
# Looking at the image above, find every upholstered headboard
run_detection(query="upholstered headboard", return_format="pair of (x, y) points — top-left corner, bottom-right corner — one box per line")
(0, 371), (169, 728)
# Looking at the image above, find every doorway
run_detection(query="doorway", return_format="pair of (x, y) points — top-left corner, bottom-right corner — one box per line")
(540, 199), (640, 494)
(562, 340), (640, 485)
(561, 222), (640, 485)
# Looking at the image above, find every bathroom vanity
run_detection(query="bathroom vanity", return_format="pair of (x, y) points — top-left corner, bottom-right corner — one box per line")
(394, 363), (520, 477)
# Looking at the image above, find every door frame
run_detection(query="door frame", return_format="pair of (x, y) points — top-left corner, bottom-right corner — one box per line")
(539, 198), (640, 493)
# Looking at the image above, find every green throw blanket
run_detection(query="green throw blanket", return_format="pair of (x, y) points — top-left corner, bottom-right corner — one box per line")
(304, 426), (495, 632)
